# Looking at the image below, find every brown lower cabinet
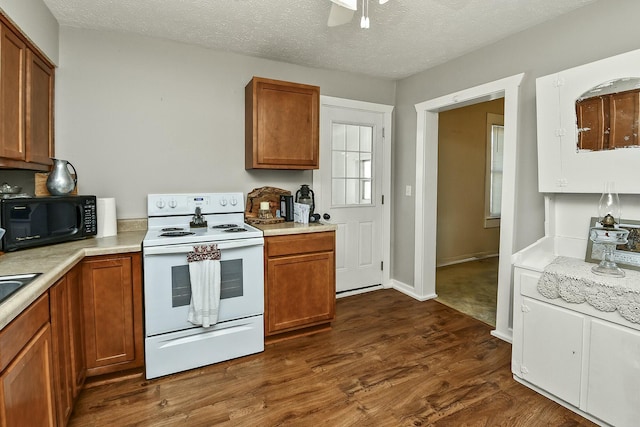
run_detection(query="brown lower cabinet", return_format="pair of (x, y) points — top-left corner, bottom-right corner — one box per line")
(50, 276), (74, 426)
(264, 231), (336, 341)
(0, 251), (143, 427)
(0, 294), (56, 426)
(82, 253), (143, 377)
(50, 264), (85, 426)
(67, 266), (86, 399)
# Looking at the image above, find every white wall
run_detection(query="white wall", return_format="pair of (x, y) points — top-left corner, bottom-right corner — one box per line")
(0, 0), (58, 64)
(392, 0), (640, 287)
(56, 27), (396, 219)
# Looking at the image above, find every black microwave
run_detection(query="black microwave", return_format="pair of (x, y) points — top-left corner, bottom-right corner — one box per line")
(0, 195), (97, 252)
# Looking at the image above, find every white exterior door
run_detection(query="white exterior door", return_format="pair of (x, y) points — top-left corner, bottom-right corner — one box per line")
(315, 98), (390, 293)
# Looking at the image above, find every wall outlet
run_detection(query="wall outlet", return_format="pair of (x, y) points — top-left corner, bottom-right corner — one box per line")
(405, 185), (412, 196)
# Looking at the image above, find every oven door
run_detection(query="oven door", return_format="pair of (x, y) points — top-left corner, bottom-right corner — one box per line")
(143, 237), (264, 336)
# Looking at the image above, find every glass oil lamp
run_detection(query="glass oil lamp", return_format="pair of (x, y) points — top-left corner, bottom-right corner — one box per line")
(589, 182), (629, 277)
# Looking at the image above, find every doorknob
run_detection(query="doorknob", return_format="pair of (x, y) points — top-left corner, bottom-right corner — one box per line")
(323, 213), (331, 220)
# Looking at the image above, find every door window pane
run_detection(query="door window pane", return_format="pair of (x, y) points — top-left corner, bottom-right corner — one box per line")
(346, 152), (360, 178)
(360, 126), (373, 152)
(332, 151), (346, 178)
(332, 178), (346, 205)
(331, 122), (374, 206)
(346, 179), (359, 204)
(332, 124), (346, 150)
(346, 125), (360, 151)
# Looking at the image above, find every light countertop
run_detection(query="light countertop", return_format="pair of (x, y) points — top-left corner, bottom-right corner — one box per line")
(0, 222), (336, 330)
(254, 221), (337, 236)
(0, 231), (145, 331)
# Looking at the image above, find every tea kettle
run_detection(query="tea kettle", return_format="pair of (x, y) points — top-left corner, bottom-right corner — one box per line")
(46, 158), (78, 196)
(295, 184), (315, 216)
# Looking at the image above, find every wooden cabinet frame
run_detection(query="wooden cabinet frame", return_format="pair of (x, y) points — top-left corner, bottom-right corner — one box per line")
(245, 77), (320, 170)
(0, 14), (53, 171)
(0, 294), (56, 427)
(82, 253), (144, 377)
(264, 232), (336, 341)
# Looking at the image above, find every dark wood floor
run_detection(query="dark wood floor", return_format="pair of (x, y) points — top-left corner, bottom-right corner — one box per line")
(69, 290), (595, 426)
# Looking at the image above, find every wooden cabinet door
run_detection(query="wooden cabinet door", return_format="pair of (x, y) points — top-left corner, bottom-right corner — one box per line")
(245, 77), (319, 169)
(576, 96), (606, 151)
(49, 266), (86, 427)
(0, 324), (56, 427)
(520, 297), (584, 407)
(0, 23), (26, 161)
(50, 276), (73, 426)
(67, 264), (86, 398)
(266, 251), (335, 335)
(82, 253), (143, 376)
(25, 48), (54, 165)
(609, 90), (639, 149)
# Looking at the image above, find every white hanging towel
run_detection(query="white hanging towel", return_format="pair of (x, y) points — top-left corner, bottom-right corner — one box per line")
(187, 244), (221, 327)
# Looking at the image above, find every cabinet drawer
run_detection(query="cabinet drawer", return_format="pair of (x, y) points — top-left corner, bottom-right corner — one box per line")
(519, 269), (542, 299)
(0, 293), (50, 371)
(266, 232), (334, 257)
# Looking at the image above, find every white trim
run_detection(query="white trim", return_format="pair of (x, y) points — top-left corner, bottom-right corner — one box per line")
(316, 95), (394, 289)
(336, 284), (384, 299)
(390, 279), (437, 302)
(414, 73), (525, 342)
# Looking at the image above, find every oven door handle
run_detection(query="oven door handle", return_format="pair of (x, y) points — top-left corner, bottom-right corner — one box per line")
(143, 237), (264, 255)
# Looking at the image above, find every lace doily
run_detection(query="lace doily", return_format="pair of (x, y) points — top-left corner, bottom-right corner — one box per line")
(537, 256), (640, 324)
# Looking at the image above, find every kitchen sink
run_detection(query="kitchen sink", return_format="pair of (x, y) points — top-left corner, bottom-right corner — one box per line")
(0, 273), (41, 305)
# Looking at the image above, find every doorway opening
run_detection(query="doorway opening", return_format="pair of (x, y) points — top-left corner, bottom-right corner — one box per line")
(413, 73), (524, 342)
(434, 99), (504, 327)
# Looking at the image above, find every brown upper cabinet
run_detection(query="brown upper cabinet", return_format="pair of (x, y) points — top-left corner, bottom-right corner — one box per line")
(245, 77), (320, 170)
(576, 87), (640, 151)
(0, 16), (54, 171)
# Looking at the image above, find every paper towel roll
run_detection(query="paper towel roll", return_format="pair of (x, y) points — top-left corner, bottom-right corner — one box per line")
(96, 198), (117, 238)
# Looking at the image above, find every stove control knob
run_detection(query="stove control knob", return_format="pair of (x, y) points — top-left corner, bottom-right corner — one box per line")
(220, 198), (228, 207)
(230, 197), (237, 206)
(168, 199), (177, 209)
(155, 199), (166, 209)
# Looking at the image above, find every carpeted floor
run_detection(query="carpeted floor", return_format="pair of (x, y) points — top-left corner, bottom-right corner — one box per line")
(435, 257), (498, 326)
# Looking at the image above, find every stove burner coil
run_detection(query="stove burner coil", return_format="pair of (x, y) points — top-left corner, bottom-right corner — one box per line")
(161, 227), (185, 232)
(160, 231), (196, 237)
(211, 224), (239, 229)
(225, 227), (247, 233)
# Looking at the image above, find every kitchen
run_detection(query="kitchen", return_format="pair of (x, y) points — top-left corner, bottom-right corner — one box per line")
(1, 0), (640, 425)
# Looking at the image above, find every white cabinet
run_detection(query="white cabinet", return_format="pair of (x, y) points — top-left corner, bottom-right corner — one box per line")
(586, 320), (640, 427)
(536, 48), (640, 193)
(513, 264), (640, 427)
(520, 297), (584, 407)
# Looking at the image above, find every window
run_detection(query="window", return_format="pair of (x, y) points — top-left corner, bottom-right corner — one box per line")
(485, 114), (504, 228)
(331, 123), (374, 205)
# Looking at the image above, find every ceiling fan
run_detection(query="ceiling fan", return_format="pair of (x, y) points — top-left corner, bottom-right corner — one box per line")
(328, 0), (390, 29)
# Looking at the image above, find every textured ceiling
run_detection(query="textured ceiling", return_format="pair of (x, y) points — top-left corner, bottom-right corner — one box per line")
(42, 0), (597, 80)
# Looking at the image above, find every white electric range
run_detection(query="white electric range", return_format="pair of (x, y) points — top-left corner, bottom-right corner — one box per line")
(142, 193), (264, 379)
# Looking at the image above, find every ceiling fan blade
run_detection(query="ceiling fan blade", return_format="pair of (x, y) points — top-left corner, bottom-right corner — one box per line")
(330, 0), (357, 11)
(327, 3), (355, 27)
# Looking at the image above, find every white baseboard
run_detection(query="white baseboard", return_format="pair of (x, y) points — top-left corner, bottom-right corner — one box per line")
(437, 253), (499, 268)
(336, 284), (384, 299)
(390, 279), (437, 301)
(490, 328), (513, 344)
